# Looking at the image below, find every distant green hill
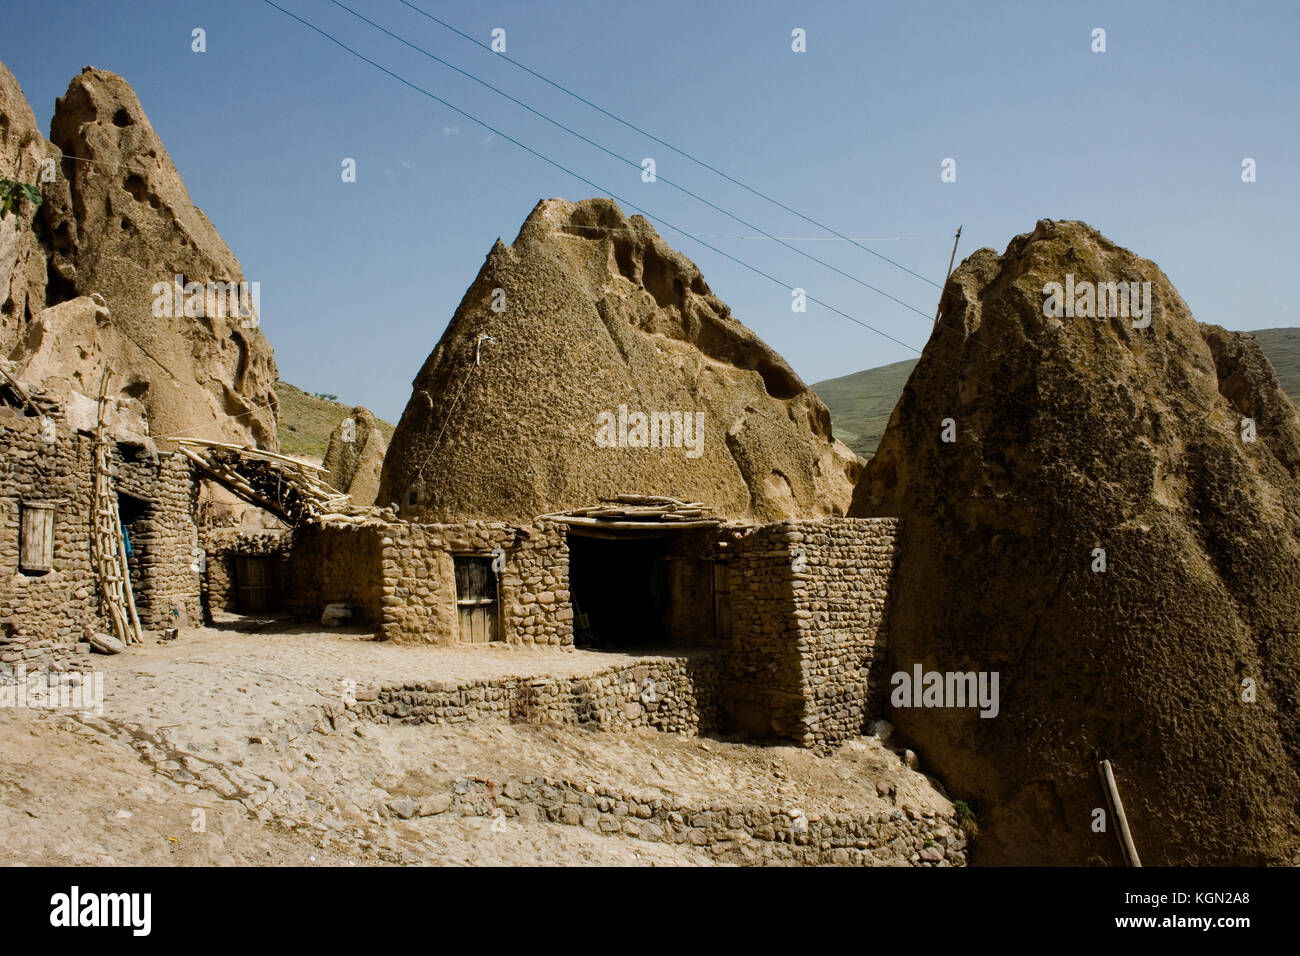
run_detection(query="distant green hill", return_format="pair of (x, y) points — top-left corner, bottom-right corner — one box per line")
(275, 380), (394, 459)
(1249, 328), (1300, 407)
(815, 327), (1300, 459)
(812, 358), (917, 458)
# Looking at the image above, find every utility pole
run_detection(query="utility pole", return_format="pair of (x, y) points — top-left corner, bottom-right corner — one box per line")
(933, 225), (962, 322)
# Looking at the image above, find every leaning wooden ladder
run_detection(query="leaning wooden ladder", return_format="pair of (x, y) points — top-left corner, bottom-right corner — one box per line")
(91, 369), (143, 645)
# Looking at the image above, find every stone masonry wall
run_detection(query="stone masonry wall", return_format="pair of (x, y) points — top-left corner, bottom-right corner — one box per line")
(288, 519), (571, 644)
(440, 774), (965, 866)
(726, 525), (807, 741)
(287, 522), (383, 626)
(377, 520), (571, 645)
(116, 451), (201, 628)
(284, 513), (898, 751)
(202, 528), (290, 617)
(355, 653), (723, 733)
(0, 413), (201, 662)
(785, 518), (898, 748)
(729, 518), (898, 750)
(0, 414), (102, 667)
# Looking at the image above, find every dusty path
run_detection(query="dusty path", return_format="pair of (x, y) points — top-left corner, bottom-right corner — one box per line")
(0, 708), (718, 866)
(92, 621), (697, 753)
(1, 623), (959, 866)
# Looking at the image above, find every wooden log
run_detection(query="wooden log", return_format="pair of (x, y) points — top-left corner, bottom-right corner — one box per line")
(0, 363), (39, 415)
(180, 448), (290, 522)
(608, 494), (682, 505)
(102, 582), (124, 635)
(115, 504), (143, 643)
(1099, 759), (1142, 867)
(555, 515), (719, 530)
(173, 438), (329, 472)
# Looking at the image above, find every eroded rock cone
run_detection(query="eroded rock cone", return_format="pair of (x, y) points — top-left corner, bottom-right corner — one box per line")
(323, 407), (387, 505)
(380, 197), (861, 522)
(851, 219), (1300, 865)
(0, 61), (55, 352)
(34, 66), (278, 447)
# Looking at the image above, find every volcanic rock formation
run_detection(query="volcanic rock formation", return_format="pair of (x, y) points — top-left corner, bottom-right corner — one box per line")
(0, 61), (53, 350)
(380, 198), (861, 522)
(0, 62), (277, 447)
(851, 219), (1300, 865)
(322, 407), (387, 506)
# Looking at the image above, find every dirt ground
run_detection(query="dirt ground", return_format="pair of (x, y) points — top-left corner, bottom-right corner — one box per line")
(0, 623), (952, 866)
(0, 707), (716, 866)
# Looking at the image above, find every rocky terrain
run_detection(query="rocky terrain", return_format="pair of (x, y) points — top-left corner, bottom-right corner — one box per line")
(7, 47), (1294, 871)
(0, 62), (50, 350)
(276, 380), (394, 460)
(380, 198), (862, 523)
(0, 61), (278, 448)
(815, 329), (1300, 458)
(851, 218), (1300, 865)
(0, 624), (962, 867)
(322, 406), (388, 505)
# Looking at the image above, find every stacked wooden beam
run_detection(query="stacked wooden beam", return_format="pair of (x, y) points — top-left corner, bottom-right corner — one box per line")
(174, 438), (352, 525)
(542, 494), (719, 529)
(0, 363), (60, 418)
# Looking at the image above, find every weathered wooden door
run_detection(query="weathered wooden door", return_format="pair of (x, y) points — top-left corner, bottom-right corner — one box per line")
(713, 562), (732, 641)
(19, 501), (55, 575)
(236, 555), (283, 612)
(454, 556), (499, 643)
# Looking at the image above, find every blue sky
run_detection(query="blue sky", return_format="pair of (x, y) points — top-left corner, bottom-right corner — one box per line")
(4, 0), (1297, 422)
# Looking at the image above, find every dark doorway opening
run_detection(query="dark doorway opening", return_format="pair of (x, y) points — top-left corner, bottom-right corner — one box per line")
(118, 492), (148, 526)
(118, 492), (150, 606)
(569, 534), (667, 648)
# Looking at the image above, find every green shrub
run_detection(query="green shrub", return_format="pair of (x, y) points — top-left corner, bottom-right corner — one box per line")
(0, 177), (42, 230)
(954, 799), (979, 838)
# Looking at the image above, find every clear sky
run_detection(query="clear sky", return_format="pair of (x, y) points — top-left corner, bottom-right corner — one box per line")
(4, 0), (1297, 422)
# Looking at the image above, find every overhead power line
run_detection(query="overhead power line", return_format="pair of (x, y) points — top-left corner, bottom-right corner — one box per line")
(259, 0), (928, 354)
(557, 224), (950, 241)
(258, 1), (1039, 418)
(394, 0), (944, 291)
(326, 0), (932, 321)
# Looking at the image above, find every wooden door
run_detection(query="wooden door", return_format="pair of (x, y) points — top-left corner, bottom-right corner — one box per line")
(236, 555), (283, 612)
(19, 501), (55, 575)
(713, 562), (732, 641)
(455, 556), (499, 643)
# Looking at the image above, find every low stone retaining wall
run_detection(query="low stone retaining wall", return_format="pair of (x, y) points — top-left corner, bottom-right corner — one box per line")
(340, 655), (966, 865)
(398, 774), (966, 866)
(0, 629), (89, 671)
(352, 655), (725, 735)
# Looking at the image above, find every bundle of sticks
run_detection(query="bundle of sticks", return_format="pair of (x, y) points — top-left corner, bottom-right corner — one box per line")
(0, 363), (60, 417)
(174, 438), (351, 525)
(542, 494), (718, 528)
